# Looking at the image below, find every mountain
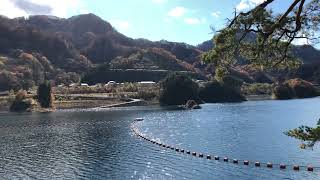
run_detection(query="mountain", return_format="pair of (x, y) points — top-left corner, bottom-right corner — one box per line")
(0, 14), (207, 91)
(0, 13), (319, 91)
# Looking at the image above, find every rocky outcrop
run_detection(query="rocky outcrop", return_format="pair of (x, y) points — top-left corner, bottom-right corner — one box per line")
(183, 100), (201, 109)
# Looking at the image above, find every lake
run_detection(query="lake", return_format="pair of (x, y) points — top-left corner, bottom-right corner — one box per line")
(0, 98), (320, 179)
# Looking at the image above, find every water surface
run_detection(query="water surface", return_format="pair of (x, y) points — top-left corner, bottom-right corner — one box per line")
(0, 98), (320, 179)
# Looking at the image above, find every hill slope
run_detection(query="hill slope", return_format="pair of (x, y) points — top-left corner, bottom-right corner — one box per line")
(0, 13), (319, 91)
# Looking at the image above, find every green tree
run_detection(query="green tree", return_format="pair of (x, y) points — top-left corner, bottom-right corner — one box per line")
(285, 120), (320, 149)
(203, 0), (320, 148)
(199, 80), (245, 103)
(159, 73), (199, 105)
(203, 0), (319, 73)
(37, 81), (54, 108)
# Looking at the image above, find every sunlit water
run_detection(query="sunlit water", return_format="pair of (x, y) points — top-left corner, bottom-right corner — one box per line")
(0, 98), (320, 179)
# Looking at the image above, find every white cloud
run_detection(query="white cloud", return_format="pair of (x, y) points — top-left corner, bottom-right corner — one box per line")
(0, 0), (28, 18)
(184, 18), (200, 24)
(151, 0), (167, 4)
(211, 11), (221, 18)
(293, 34), (310, 45)
(236, 0), (266, 11)
(110, 20), (130, 32)
(0, 0), (88, 18)
(293, 38), (309, 45)
(184, 17), (206, 25)
(168, 7), (187, 17)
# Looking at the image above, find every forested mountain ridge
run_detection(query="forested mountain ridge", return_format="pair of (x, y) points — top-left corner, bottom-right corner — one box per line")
(0, 13), (319, 91)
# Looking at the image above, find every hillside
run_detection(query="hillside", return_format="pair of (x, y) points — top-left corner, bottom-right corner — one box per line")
(0, 14), (207, 91)
(0, 13), (319, 91)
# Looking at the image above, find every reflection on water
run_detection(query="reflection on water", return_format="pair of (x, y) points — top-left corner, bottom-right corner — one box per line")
(0, 99), (320, 179)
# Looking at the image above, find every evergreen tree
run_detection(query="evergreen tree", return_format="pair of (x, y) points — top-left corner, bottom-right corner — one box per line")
(37, 81), (54, 108)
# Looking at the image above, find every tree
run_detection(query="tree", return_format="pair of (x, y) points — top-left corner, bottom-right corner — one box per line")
(37, 81), (54, 108)
(159, 73), (199, 105)
(203, 0), (320, 148)
(203, 0), (319, 72)
(10, 90), (33, 112)
(285, 120), (320, 149)
(199, 80), (245, 103)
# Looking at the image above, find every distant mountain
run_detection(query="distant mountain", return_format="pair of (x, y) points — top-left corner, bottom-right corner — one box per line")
(0, 13), (319, 91)
(197, 40), (214, 52)
(0, 14), (206, 90)
(293, 45), (320, 64)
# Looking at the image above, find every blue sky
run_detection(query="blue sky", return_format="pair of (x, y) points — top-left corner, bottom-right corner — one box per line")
(0, 0), (313, 46)
(77, 0), (297, 45)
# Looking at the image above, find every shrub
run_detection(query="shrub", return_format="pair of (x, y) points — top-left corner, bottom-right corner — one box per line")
(199, 80), (246, 103)
(137, 90), (158, 100)
(272, 84), (294, 100)
(37, 81), (54, 108)
(10, 90), (33, 112)
(272, 78), (319, 100)
(159, 73), (199, 105)
(241, 83), (273, 95)
(287, 78), (318, 98)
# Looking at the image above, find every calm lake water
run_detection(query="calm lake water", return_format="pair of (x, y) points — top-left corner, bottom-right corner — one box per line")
(0, 98), (320, 179)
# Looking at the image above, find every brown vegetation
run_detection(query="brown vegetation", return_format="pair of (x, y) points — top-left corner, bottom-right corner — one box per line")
(273, 78), (319, 99)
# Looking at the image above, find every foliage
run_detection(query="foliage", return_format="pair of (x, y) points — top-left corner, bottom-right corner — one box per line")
(199, 80), (246, 103)
(285, 120), (320, 149)
(54, 72), (80, 86)
(159, 73), (199, 105)
(272, 78), (318, 99)
(37, 81), (54, 108)
(9, 90), (33, 112)
(203, 0), (320, 74)
(272, 83), (295, 99)
(241, 83), (273, 95)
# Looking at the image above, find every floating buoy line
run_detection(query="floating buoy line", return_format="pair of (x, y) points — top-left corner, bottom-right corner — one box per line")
(131, 118), (318, 173)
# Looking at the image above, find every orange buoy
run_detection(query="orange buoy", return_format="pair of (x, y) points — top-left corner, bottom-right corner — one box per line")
(244, 160), (249, 165)
(293, 165), (299, 171)
(255, 162), (261, 167)
(223, 157), (228, 162)
(307, 166), (314, 172)
(267, 163), (273, 168)
(280, 164), (286, 169)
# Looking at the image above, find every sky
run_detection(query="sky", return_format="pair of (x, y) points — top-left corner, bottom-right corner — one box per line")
(0, 0), (313, 46)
